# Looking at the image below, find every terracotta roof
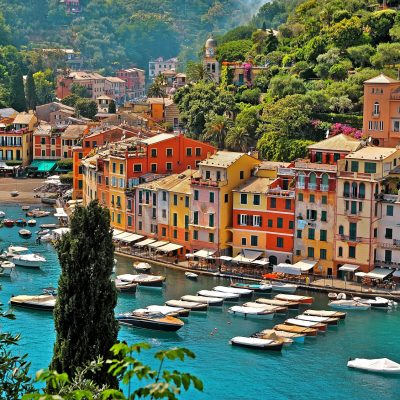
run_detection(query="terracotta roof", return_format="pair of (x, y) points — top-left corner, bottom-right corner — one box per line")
(308, 134), (361, 152)
(13, 113), (35, 125)
(62, 125), (87, 138)
(139, 133), (174, 145)
(136, 170), (192, 191)
(346, 146), (399, 160)
(0, 108), (17, 118)
(147, 97), (174, 106)
(199, 151), (246, 168)
(259, 161), (290, 170)
(106, 77), (125, 83)
(233, 177), (272, 193)
(364, 74), (398, 84)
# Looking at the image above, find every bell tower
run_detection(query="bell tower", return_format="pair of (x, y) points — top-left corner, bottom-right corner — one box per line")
(203, 35), (220, 83)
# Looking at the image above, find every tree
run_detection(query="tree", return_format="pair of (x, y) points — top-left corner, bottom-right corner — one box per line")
(216, 39), (253, 62)
(367, 10), (396, 44)
(371, 42), (400, 68)
(61, 94), (80, 107)
(238, 88), (261, 105)
(347, 44), (375, 68)
(33, 70), (55, 105)
(25, 68), (37, 110)
(186, 61), (212, 83)
(203, 112), (232, 149)
(147, 74), (167, 103)
(108, 99), (116, 114)
(75, 98), (98, 120)
(70, 83), (90, 98)
(9, 67), (26, 111)
(328, 17), (364, 49)
(225, 125), (251, 151)
(268, 74), (306, 100)
(51, 201), (119, 387)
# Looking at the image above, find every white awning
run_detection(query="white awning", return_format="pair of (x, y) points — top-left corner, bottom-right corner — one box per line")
(232, 250), (263, 264)
(185, 253), (195, 258)
(219, 255), (233, 261)
(114, 232), (132, 240)
(293, 259), (318, 272)
(112, 229), (123, 238)
(355, 272), (367, 277)
(120, 233), (144, 243)
(148, 240), (169, 248)
(135, 238), (156, 247)
(365, 268), (394, 280)
(393, 270), (400, 278)
(53, 228), (70, 236)
(339, 264), (360, 272)
(252, 258), (269, 266)
(157, 243), (183, 252)
(54, 208), (68, 218)
(193, 249), (216, 258)
(273, 263), (302, 275)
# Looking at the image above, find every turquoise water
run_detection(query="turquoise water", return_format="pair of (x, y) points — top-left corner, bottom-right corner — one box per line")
(1, 203), (399, 400)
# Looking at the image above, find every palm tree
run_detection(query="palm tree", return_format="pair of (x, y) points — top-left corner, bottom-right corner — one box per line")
(203, 113), (232, 149)
(186, 61), (213, 83)
(225, 126), (252, 152)
(147, 73), (167, 118)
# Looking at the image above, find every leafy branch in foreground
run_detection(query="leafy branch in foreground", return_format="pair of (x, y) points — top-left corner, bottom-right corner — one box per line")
(23, 342), (203, 400)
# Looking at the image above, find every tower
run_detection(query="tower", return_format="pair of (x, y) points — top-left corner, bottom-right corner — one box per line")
(204, 35), (220, 83)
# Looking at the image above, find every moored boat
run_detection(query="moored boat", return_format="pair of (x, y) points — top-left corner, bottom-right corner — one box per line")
(15, 219), (27, 227)
(2, 245), (28, 258)
(260, 329), (306, 344)
(117, 274), (165, 288)
(243, 301), (287, 314)
(165, 299), (208, 311)
(255, 331), (293, 346)
(146, 305), (190, 318)
(353, 296), (397, 309)
(0, 211), (5, 218)
(0, 260), (15, 277)
(21, 205), (30, 211)
(27, 219), (36, 226)
(271, 282), (298, 293)
(133, 262), (151, 272)
(181, 294), (223, 306)
(231, 282), (272, 293)
(12, 253), (46, 269)
(285, 318), (327, 332)
(40, 223), (56, 228)
(185, 272), (198, 280)
(213, 285), (253, 298)
(3, 219), (14, 227)
(228, 305), (274, 319)
(27, 210), (51, 218)
(36, 229), (50, 236)
(275, 294), (313, 304)
(114, 278), (138, 293)
(197, 290), (239, 301)
(296, 314), (339, 326)
(304, 309), (347, 320)
(274, 323), (318, 337)
(255, 298), (300, 310)
(10, 294), (56, 311)
(328, 300), (371, 310)
(10, 190), (19, 197)
(230, 336), (283, 351)
(117, 311), (184, 332)
(18, 229), (32, 238)
(347, 358), (400, 374)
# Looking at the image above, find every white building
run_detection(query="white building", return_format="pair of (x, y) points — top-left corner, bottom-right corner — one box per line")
(148, 57), (179, 81)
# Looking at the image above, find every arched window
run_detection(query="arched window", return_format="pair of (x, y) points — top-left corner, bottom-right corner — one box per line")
(309, 172), (317, 189)
(344, 182), (350, 197)
(298, 173), (305, 188)
(373, 102), (380, 115)
(338, 247), (343, 257)
(352, 182), (358, 198)
(321, 173), (329, 190)
(339, 225), (344, 235)
(269, 255), (278, 266)
(359, 183), (365, 199)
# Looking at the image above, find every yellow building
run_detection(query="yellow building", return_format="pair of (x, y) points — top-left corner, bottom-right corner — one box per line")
(81, 153), (100, 206)
(334, 146), (400, 274)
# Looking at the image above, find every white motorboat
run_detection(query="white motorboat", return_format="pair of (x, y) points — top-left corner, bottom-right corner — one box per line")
(181, 294), (223, 306)
(347, 358), (400, 374)
(185, 272), (198, 280)
(12, 253), (46, 269)
(197, 290), (239, 301)
(18, 229), (32, 238)
(213, 285), (253, 298)
(271, 282), (298, 293)
(2, 245), (28, 258)
(146, 305), (190, 317)
(133, 262), (151, 272)
(0, 211), (5, 218)
(285, 318), (327, 332)
(0, 260), (15, 277)
(328, 300), (370, 310)
(304, 309), (347, 319)
(255, 330), (293, 347)
(117, 274), (165, 288)
(353, 296), (397, 309)
(10, 294), (56, 311)
(243, 302), (287, 314)
(230, 336), (283, 351)
(296, 314), (339, 326)
(228, 305), (274, 319)
(165, 299), (208, 311)
(328, 292), (338, 299)
(27, 219), (37, 226)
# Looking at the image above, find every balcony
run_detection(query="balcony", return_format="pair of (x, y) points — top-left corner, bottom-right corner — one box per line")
(278, 167), (295, 176)
(371, 112), (380, 118)
(375, 259), (400, 268)
(336, 234), (374, 244)
(297, 183), (305, 189)
(294, 161), (337, 172)
(375, 193), (400, 203)
(320, 184), (329, 192)
(266, 188), (295, 198)
(191, 177), (226, 187)
(343, 192), (365, 200)
(308, 183), (317, 190)
(345, 209), (362, 216)
(339, 171), (376, 180)
(378, 239), (400, 249)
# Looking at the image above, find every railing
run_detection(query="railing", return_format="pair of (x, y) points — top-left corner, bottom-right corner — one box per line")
(379, 239), (400, 249)
(320, 184), (329, 192)
(266, 188), (295, 198)
(376, 193), (400, 203)
(278, 167), (295, 176)
(345, 209), (362, 216)
(297, 183), (305, 189)
(375, 259), (400, 267)
(343, 192), (365, 199)
(308, 183), (317, 190)
(191, 178), (226, 187)
(294, 162), (337, 172)
(372, 112), (380, 118)
(339, 171), (376, 180)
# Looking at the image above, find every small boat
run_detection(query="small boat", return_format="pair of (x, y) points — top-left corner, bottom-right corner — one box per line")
(18, 229), (32, 238)
(10, 294), (56, 311)
(285, 318), (327, 332)
(304, 309), (347, 320)
(165, 299), (208, 311)
(260, 329), (306, 344)
(27, 210), (51, 218)
(114, 278), (138, 293)
(271, 282), (298, 293)
(2, 245), (28, 258)
(185, 272), (198, 280)
(10, 190), (19, 197)
(41, 197), (57, 205)
(275, 294), (313, 304)
(296, 314), (339, 326)
(39, 233), (53, 242)
(197, 290), (239, 301)
(231, 282), (272, 293)
(42, 287), (57, 296)
(36, 229), (50, 236)
(0, 211), (5, 218)
(12, 253), (46, 269)
(228, 305), (274, 319)
(117, 274), (165, 288)
(133, 262), (151, 272)
(21, 206), (30, 211)
(256, 298), (300, 310)
(328, 292), (338, 299)
(117, 311), (184, 332)
(0, 261), (15, 277)
(230, 336), (283, 351)
(40, 223), (56, 228)
(213, 285), (253, 298)
(27, 219), (36, 226)
(328, 300), (371, 310)
(255, 331), (293, 347)
(243, 301), (288, 314)
(181, 294), (223, 306)
(353, 297), (397, 309)
(274, 323), (318, 337)
(15, 219), (27, 227)
(347, 358), (400, 374)
(3, 219), (14, 227)
(146, 305), (190, 318)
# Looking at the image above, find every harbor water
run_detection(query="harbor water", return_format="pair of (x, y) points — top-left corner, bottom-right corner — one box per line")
(1, 204), (399, 400)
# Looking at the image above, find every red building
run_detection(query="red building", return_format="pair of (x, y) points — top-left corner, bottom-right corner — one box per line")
(116, 68), (146, 100)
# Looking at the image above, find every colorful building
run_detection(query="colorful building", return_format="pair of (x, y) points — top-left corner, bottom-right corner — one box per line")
(149, 57), (179, 81)
(116, 67), (146, 99)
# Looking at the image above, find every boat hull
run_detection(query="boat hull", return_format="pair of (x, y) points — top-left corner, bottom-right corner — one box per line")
(231, 283), (272, 293)
(229, 310), (274, 319)
(10, 301), (54, 311)
(12, 259), (43, 269)
(230, 339), (283, 351)
(117, 316), (183, 332)
(116, 284), (138, 293)
(271, 285), (297, 293)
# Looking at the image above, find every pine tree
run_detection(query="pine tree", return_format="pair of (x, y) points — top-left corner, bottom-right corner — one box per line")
(25, 68), (37, 110)
(108, 99), (116, 114)
(9, 67), (26, 112)
(51, 201), (119, 387)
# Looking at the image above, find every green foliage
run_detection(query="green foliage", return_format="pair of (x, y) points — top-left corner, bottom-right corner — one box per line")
(33, 70), (55, 105)
(51, 201), (119, 388)
(59, 172), (73, 184)
(186, 61), (213, 83)
(70, 83), (90, 98)
(57, 159), (73, 169)
(61, 94), (80, 107)
(216, 39), (252, 63)
(25, 68), (37, 110)
(203, 112), (233, 149)
(371, 42), (400, 68)
(218, 25), (254, 44)
(237, 88), (261, 105)
(148, 74), (167, 98)
(9, 67), (26, 111)
(367, 10), (397, 44)
(108, 99), (116, 114)
(75, 98), (98, 120)
(268, 74), (306, 99)
(346, 44), (376, 68)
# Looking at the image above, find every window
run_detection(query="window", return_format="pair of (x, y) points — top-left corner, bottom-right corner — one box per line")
(239, 214), (248, 226)
(193, 211), (199, 225)
(270, 198), (276, 208)
(309, 194), (315, 203)
(151, 148), (157, 157)
(185, 232), (189, 241)
(151, 163), (157, 172)
(251, 235), (258, 246)
(224, 194), (229, 203)
(138, 221), (142, 230)
(385, 228), (393, 239)
(364, 162), (376, 174)
(138, 205), (142, 216)
(41, 137), (45, 144)
(307, 209), (317, 220)
(173, 229), (177, 239)
(162, 209), (166, 219)
(277, 218), (283, 228)
(195, 148), (201, 156)
(166, 148), (173, 157)
(173, 194), (178, 206)
(334, 153), (340, 162)
(322, 196), (327, 205)
(351, 161), (359, 172)
(359, 183), (365, 199)
(320, 249), (327, 260)
(185, 215), (189, 229)
(240, 193), (248, 204)
(193, 230), (198, 240)
(373, 101), (380, 115)
(41, 150), (45, 157)
(298, 193), (303, 201)
(309, 172), (317, 189)
(297, 230), (302, 238)
(349, 222), (357, 240)
(387, 205), (394, 216)
(194, 190), (199, 201)
(374, 227), (377, 238)
(253, 194), (260, 205)
(162, 191), (167, 201)
(285, 199), (291, 210)
(172, 213), (177, 226)
(308, 228), (315, 240)
(209, 213), (214, 227)
(209, 192), (215, 203)
(339, 225), (344, 235)
(117, 214), (121, 224)
(112, 162), (116, 173)
(320, 230), (327, 241)
(321, 173), (329, 190)
(307, 247), (314, 258)
(289, 220), (294, 229)
(385, 250), (392, 263)
(186, 148), (192, 156)
(321, 211), (327, 222)
(205, 170), (211, 179)
(240, 171), (244, 179)
(268, 219), (273, 228)
(166, 162), (172, 171)
(253, 215), (262, 227)
(241, 237), (247, 246)
(162, 227), (166, 236)
(127, 215), (132, 226)
(152, 207), (156, 219)
(134, 164), (142, 172)
(338, 247), (343, 257)
(277, 237), (284, 248)
(349, 246), (356, 258)
(185, 196), (189, 208)
(344, 181), (350, 197)
(209, 233), (214, 243)
(119, 164), (124, 175)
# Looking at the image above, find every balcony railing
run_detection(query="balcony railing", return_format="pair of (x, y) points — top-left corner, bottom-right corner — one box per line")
(297, 183), (305, 189)
(345, 209), (361, 216)
(266, 188), (295, 198)
(278, 167), (295, 176)
(308, 183), (317, 190)
(191, 177), (226, 187)
(320, 184), (329, 192)
(372, 112), (380, 118)
(378, 239), (400, 249)
(343, 192), (365, 199)
(294, 161), (337, 172)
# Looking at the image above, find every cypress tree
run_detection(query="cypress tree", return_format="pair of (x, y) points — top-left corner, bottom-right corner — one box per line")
(108, 99), (116, 114)
(51, 201), (119, 387)
(25, 68), (37, 110)
(9, 67), (27, 112)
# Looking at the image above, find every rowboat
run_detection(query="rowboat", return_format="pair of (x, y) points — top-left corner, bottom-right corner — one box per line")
(260, 329), (306, 344)
(285, 318), (327, 332)
(255, 298), (300, 309)
(27, 210), (51, 218)
(10, 294), (56, 311)
(133, 262), (151, 272)
(0, 211), (5, 218)
(181, 294), (223, 306)
(10, 190), (19, 197)
(296, 314), (339, 326)
(231, 282), (272, 293)
(117, 311), (184, 332)
(213, 285), (253, 298)
(165, 299), (208, 311)
(15, 219), (27, 227)
(185, 272), (198, 280)
(243, 302), (288, 314)
(230, 336), (283, 351)
(271, 282), (298, 293)
(304, 309), (347, 320)
(21, 206), (30, 211)
(117, 274), (165, 288)
(146, 305), (190, 318)
(197, 290), (239, 301)
(274, 323), (318, 337)
(328, 300), (371, 310)
(255, 331), (293, 346)
(18, 229), (32, 238)
(228, 305), (274, 319)
(347, 358), (400, 374)
(353, 296), (397, 309)
(114, 278), (138, 293)
(275, 294), (313, 304)
(0, 261), (15, 277)
(27, 219), (37, 226)
(3, 219), (14, 227)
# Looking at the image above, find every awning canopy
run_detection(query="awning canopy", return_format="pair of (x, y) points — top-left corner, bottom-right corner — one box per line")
(113, 232), (133, 240)
(339, 264), (360, 272)
(54, 208), (68, 218)
(393, 270), (400, 278)
(232, 250), (263, 264)
(219, 255), (233, 261)
(120, 233), (144, 243)
(274, 263), (302, 276)
(53, 228), (70, 236)
(355, 272), (367, 277)
(193, 249), (216, 258)
(293, 259), (318, 272)
(252, 258), (269, 266)
(148, 240), (169, 249)
(28, 159), (58, 173)
(365, 268), (394, 280)
(135, 238), (156, 247)
(157, 243), (183, 252)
